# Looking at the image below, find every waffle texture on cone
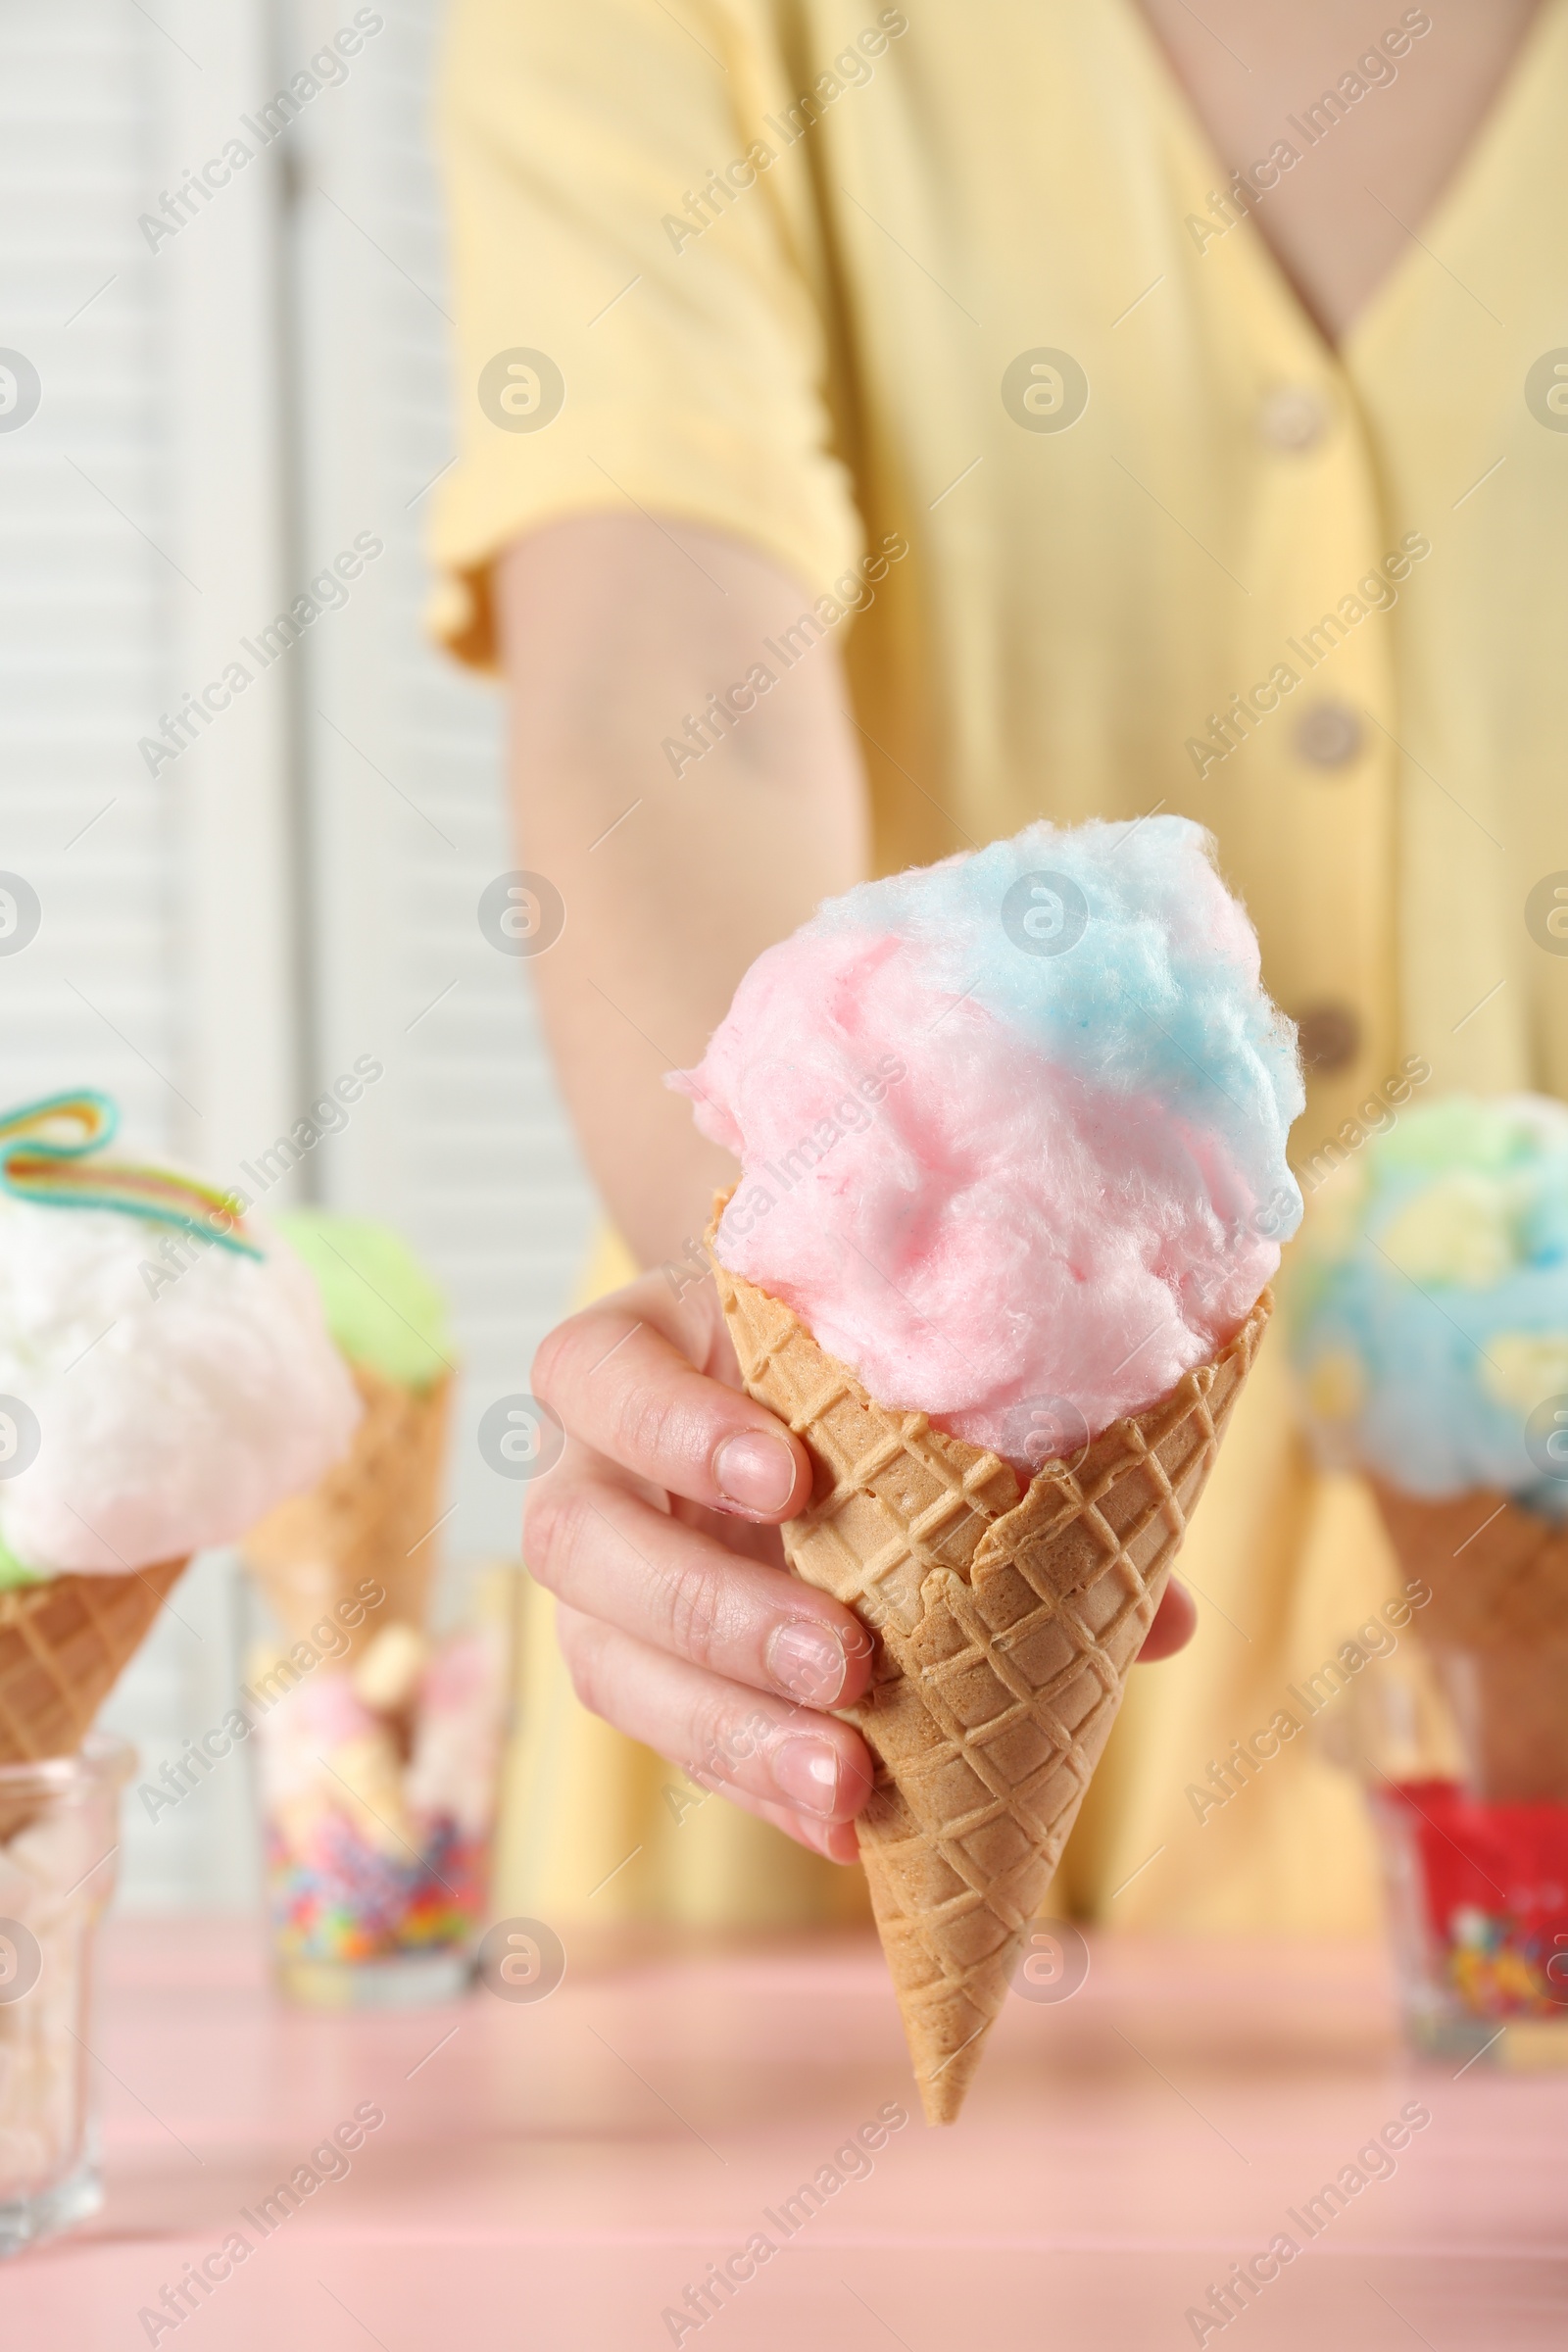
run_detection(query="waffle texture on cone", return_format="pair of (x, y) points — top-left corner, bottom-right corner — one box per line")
(0, 1556), (189, 1765)
(710, 1219), (1270, 2123)
(1370, 1482), (1568, 1799)
(242, 1365), (452, 1656)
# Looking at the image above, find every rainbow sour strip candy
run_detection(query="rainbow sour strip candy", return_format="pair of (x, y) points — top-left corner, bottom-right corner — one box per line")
(0, 1089), (261, 1257)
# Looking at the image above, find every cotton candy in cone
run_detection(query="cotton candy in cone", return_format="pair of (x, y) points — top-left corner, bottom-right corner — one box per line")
(710, 1224), (1270, 2123)
(1369, 1481), (1568, 1802)
(242, 1364), (452, 1665)
(0, 1556), (189, 1769)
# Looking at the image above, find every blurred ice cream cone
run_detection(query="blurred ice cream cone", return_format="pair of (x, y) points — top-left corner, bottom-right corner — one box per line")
(0, 1559), (190, 1821)
(243, 1364), (452, 1666)
(1371, 1481), (1568, 1801)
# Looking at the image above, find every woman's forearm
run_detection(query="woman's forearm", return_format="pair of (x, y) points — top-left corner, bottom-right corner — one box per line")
(496, 514), (870, 1269)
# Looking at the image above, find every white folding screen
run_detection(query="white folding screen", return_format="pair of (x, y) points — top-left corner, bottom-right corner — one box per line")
(0, 0), (594, 1907)
(285, 0), (595, 1541)
(0, 0), (284, 1909)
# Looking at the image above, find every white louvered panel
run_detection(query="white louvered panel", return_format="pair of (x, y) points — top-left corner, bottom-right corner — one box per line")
(1, 0), (597, 1913)
(1, 0), (299, 1156)
(99, 1552), (262, 1913)
(0, 0), (294, 1908)
(0, 8), (178, 1140)
(289, 0), (596, 1558)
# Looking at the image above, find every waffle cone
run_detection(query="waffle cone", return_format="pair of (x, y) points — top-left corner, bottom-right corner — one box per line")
(1369, 1482), (1568, 1801)
(711, 1226), (1270, 2123)
(0, 1556), (189, 1768)
(242, 1365), (452, 1660)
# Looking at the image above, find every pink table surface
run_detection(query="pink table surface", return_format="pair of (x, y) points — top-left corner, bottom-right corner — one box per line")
(2, 1916), (1564, 2350)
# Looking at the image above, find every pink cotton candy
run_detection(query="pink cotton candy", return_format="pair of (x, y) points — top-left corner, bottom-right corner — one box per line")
(673, 926), (1278, 1473)
(418, 1631), (491, 1719)
(275, 1672), (376, 1752)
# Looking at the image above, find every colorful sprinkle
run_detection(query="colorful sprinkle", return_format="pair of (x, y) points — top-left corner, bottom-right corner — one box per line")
(266, 1813), (490, 1965)
(1375, 1779), (1568, 2022)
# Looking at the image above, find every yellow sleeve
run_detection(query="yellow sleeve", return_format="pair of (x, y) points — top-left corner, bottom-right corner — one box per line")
(429, 0), (865, 669)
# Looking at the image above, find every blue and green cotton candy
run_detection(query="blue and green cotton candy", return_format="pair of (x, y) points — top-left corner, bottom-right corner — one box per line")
(1285, 1095), (1568, 1515)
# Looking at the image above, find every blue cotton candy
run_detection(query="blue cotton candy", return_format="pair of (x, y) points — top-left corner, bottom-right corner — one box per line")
(1285, 1095), (1568, 1515)
(811, 816), (1303, 1215)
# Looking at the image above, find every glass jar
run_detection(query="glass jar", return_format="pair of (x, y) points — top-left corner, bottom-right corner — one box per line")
(248, 1562), (516, 2007)
(0, 1734), (133, 2255)
(1342, 1639), (1568, 2068)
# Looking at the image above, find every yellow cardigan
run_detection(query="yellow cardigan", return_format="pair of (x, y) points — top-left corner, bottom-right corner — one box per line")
(430, 0), (1568, 1931)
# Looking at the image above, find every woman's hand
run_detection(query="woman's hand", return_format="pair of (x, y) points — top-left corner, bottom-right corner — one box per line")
(525, 1267), (1198, 1861)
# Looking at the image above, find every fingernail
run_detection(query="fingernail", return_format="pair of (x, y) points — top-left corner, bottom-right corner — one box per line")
(772, 1737), (840, 1817)
(766, 1619), (848, 1705)
(796, 1813), (858, 1865)
(712, 1430), (798, 1515)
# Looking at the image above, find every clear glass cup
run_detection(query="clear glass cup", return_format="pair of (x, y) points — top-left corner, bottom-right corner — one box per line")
(248, 1562), (516, 2008)
(1340, 1638), (1568, 2068)
(0, 1734), (133, 2256)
